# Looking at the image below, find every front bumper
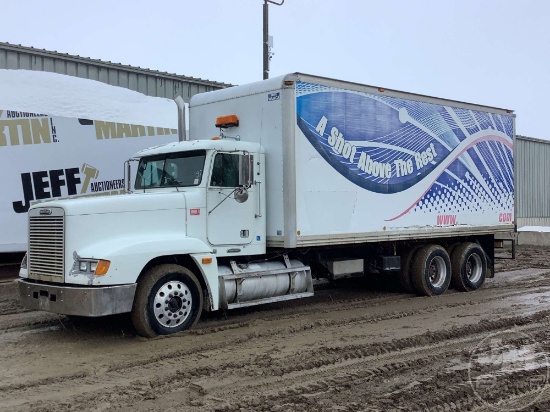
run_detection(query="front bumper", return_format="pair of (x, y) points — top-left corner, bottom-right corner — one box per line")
(18, 279), (137, 317)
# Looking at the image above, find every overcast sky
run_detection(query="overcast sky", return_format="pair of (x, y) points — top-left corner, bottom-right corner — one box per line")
(1, 0), (547, 139)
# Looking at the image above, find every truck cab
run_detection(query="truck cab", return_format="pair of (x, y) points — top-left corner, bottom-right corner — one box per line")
(132, 139), (266, 256)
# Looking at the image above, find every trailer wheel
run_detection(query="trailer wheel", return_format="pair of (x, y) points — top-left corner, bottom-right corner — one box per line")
(411, 245), (451, 296)
(446, 242), (460, 259)
(451, 242), (487, 292)
(399, 246), (422, 293)
(131, 264), (203, 338)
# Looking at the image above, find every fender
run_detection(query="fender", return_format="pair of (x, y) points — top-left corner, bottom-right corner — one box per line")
(189, 252), (220, 311)
(69, 234), (212, 286)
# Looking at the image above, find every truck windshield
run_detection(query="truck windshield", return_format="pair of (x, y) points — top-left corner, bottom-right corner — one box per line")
(135, 150), (206, 189)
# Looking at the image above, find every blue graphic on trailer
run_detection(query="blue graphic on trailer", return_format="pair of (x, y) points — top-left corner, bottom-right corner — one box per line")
(296, 82), (514, 221)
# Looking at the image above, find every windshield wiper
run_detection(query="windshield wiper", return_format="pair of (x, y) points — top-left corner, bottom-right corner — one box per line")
(162, 172), (182, 191)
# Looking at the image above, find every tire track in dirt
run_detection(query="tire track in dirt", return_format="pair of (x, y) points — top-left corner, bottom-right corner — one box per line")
(206, 331), (550, 412)
(41, 285), (547, 377)
(4, 307), (550, 411)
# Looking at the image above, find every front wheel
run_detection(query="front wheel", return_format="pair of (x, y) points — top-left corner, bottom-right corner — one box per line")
(411, 244), (451, 296)
(132, 264), (203, 338)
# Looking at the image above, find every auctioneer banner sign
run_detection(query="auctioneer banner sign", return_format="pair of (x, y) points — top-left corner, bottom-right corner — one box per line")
(0, 110), (177, 252)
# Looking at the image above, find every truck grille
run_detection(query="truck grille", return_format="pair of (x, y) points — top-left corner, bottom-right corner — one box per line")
(28, 207), (65, 282)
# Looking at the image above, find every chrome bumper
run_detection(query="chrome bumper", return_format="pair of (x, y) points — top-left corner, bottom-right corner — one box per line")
(17, 279), (137, 317)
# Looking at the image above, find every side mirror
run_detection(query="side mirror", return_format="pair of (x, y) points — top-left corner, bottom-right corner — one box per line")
(239, 154), (254, 188)
(234, 187), (249, 203)
(124, 157), (139, 193)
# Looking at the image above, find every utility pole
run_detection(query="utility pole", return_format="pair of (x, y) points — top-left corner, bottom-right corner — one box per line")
(263, 0), (284, 80)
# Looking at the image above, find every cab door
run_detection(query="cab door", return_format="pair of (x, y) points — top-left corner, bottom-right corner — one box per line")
(206, 152), (255, 246)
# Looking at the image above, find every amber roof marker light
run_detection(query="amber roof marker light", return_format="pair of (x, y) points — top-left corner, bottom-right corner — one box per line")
(215, 115), (239, 128)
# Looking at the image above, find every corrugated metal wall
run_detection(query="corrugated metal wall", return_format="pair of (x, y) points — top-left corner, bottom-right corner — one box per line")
(0, 42), (230, 102)
(516, 135), (550, 227)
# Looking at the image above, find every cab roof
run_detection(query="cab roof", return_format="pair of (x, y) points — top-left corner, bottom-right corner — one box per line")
(134, 139), (264, 158)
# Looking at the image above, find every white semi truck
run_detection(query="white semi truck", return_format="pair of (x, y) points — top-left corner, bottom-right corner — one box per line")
(18, 73), (515, 337)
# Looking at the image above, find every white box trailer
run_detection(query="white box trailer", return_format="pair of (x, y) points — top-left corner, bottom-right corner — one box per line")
(189, 73), (515, 248)
(18, 73), (515, 337)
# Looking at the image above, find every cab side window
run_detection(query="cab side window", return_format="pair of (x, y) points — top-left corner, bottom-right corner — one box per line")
(210, 153), (240, 187)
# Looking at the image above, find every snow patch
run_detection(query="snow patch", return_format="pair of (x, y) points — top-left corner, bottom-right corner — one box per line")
(0, 69), (177, 128)
(518, 226), (550, 232)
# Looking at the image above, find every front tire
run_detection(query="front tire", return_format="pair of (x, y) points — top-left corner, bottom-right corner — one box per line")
(451, 242), (487, 292)
(412, 244), (451, 296)
(132, 264), (203, 338)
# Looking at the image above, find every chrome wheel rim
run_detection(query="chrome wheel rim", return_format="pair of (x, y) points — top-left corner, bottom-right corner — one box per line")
(153, 280), (192, 328)
(428, 256), (447, 288)
(466, 253), (483, 283)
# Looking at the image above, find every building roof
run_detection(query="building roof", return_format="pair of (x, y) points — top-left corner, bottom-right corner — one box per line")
(0, 41), (232, 88)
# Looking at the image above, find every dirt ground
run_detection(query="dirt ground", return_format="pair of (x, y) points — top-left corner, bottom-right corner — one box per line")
(1, 245), (550, 411)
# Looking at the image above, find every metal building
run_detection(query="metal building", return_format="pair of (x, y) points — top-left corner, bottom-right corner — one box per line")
(516, 135), (550, 227)
(0, 42), (230, 101)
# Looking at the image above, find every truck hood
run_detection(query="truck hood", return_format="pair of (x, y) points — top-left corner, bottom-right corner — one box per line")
(31, 191), (187, 216)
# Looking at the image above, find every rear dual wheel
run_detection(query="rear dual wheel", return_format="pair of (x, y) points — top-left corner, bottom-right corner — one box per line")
(399, 246), (422, 294)
(451, 242), (487, 292)
(411, 244), (451, 296)
(408, 242), (487, 296)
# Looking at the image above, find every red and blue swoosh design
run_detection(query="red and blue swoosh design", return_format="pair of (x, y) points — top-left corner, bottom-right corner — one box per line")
(296, 82), (514, 220)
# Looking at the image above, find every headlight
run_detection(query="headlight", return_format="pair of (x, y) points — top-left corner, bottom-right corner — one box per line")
(72, 258), (111, 276)
(20, 253), (28, 269)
